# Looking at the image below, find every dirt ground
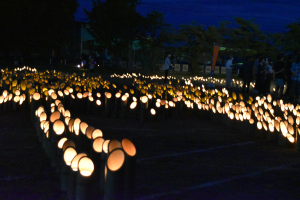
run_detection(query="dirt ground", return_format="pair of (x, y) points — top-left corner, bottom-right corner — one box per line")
(1, 102), (300, 200)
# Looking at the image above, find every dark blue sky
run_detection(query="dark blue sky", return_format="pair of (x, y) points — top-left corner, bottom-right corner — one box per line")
(75, 0), (300, 33)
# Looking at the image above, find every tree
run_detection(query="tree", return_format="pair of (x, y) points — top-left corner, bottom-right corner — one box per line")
(141, 11), (171, 71)
(283, 19), (300, 54)
(0, 0), (78, 62)
(174, 22), (205, 74)
(228, 17), (268, 57)
(85, 0), (144, 68)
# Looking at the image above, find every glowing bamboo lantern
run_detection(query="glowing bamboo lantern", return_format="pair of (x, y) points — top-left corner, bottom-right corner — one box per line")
(31, 92), (41, 122)
(121, 138), (136, 200)
(120, 95), (128, 119)
(42, 121), (49, 150)
(92, 129), (103, 140)
(73, 118), (81, 136)
(67, 153), (87, 200)
(38, 112), (47, 138)
(49, 111), (61, 140)
(114, 92), (122, 118)
(51, 119), (66, 169)
(279, 121), (288, 146)
(104, 149), (126, 200)
(105, 92), (112, 117)
(107, 140), (122, 154)
(12, 95), (20, 111)
(61, 146), (77, 191)
(76, 156), (96, 200)
(91, 136), (106, 190)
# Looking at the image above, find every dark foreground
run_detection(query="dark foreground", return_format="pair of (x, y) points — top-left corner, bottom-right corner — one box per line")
(1, 107), (300, 200)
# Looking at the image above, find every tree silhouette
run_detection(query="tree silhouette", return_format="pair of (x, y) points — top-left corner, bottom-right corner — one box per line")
(0, 0), (78, 63)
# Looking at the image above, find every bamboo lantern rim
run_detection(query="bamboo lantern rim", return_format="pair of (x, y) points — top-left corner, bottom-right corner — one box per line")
(79, 122), (89, 135)
(68, 119), (75, 133)
(96, 99), (101, 105)
(86, 126), (95, 139)
(40, 112), (47, 122)
(70, 153), (87, 172)
(50, 111), (60, 123)
(93, 137), (105, 153)
(92, 129), (103, 140)
(53, 120), (65, 135)
(108, 140), (122, 153)
(73, 118), (81, 135)
(64, 110), (71, 118)
(58, 137), (68, 149)
(33, 92), (40, 101)
(78, 156), (94, 177)
(63, 147), (77, 166)
(107, 149), (125, 171)
(122, 139), (136, 157)
(62, 139), (76, 152)
(102, 140), (110, 153)
(55, 99), (61, 106)
(130, 101), (137, 109)
(150, 108), (156, 115)
(51, 92), (57, 100)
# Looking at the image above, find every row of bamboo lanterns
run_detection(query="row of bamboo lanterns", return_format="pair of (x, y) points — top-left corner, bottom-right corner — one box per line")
(1, 67), (300, 199)
(32, 90), (137, 200)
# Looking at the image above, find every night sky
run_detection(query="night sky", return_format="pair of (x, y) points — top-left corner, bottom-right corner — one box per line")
(75, 0), (300, 33)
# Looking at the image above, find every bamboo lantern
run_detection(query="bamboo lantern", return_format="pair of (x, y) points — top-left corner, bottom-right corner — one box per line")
(105, 92), (112, 117)
(92, 129), (103, 140)
(279, 121), (287, 146)
(120, 95), (128, 119)
(31, 92), (41, 122)
(67, 153), (87, 200)
(121, 139), (136, 200)
(104, 149), (126, 200)
(61, 146), (78, 191)
(76, 156), (95, 200)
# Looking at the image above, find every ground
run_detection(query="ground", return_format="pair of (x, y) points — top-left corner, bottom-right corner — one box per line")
(1, 101), (300, 200)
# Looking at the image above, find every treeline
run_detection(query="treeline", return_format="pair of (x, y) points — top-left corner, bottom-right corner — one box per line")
(1, 0), (299, 70)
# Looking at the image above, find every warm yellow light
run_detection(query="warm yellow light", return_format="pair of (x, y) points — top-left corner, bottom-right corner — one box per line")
(268, 122), (274, 132)
(86, 127), (95, 139)
(107, 149), (125, 171)
(122, 139), (136, 157)
(150, 108), (156, 115)
(105, 92), (112, 99)
(96, 99), (101, 106)
(80, 122), (88, 135)
(50, 111), (61, 123)
(280, 122), (287, 137)
(33, 92), (41, 100)
(58, 137), (68, 149)
(102, 140), (110, 153)
(77, 93), (83, 99)
(53, 120), (65, 135)
(73, 118), (81, 135)
(130, 101), (137, 109)
(141, 96), (148, 103)
(93, 137), (105, 153)
(70, 153), (87, 172)
(115, 92), (121, 98)
(287, 134), (295, 143)
(121, 95), (127, 101)
(63, 147), (77, 166)
(288, 124), (294, 135)
(108, 140), (122, 153)
(78, 157), (94, 176)
(257, 121), (262, 130)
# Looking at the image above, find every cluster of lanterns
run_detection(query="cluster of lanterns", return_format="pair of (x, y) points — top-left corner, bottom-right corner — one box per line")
(110, 72), (300, 150)
(1, 67), (137, 200)
(2, 66), (300, 199)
